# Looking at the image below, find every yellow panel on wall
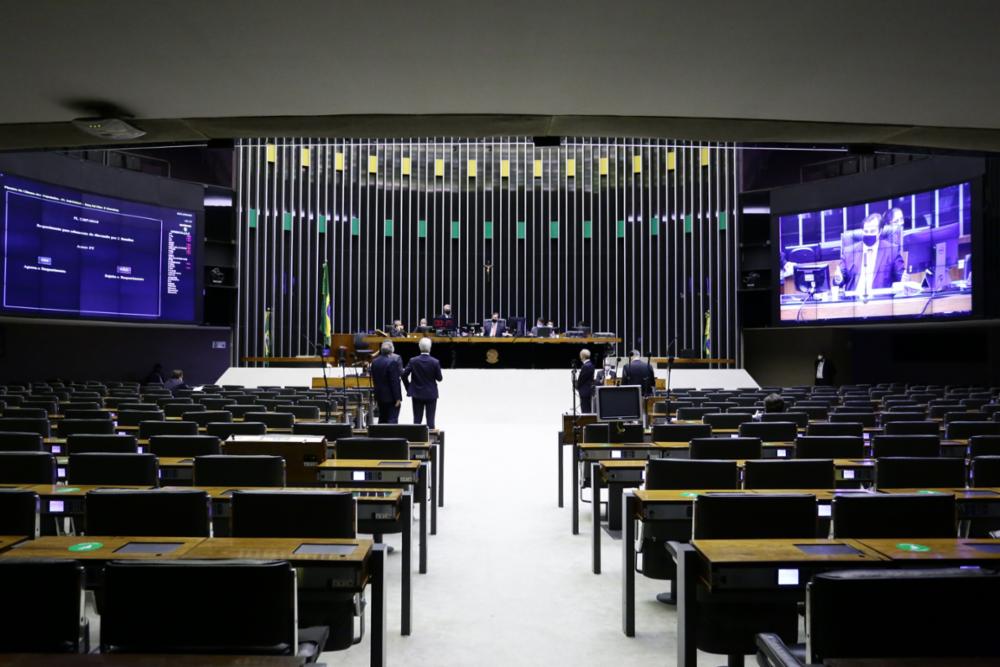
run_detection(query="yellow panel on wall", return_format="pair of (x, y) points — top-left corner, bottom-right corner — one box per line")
(434, 158), (445, 177)
(401, 157), (411, 176)
(468, 159), (477, 178)
(500, 159), (510, 178)
(599, 157), (609, 176)
(632, 155), (642, 173)
(667, 151), (676, 171)
(566, 158), (576, 177)
(368, 155), (378, 174)
(265, 144), (276, 163)
(534, 158), (543, 178)
(700, 147), (711, 166)
(334, 152), (345, 171)
(300, 147), (311, 168)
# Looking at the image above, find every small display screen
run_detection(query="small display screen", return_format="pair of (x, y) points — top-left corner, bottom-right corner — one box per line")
(293, 543), (357, 555)
(113, 542), (184, 554)
(777, 568), (800, 586)
(795, 543), (862, 556)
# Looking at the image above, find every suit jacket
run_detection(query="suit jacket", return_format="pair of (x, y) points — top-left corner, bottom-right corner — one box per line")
(577, 360), (595, 397)
(622, 359), (654, 395)
(370, 354), (402, 403)
(484, 320), (506, 337)
(402, 353), (443, 400)
(840, 239), (904, 292)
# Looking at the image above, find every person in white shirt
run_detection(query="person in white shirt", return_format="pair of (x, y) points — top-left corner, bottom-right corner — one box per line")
(833, 212), (904, 297)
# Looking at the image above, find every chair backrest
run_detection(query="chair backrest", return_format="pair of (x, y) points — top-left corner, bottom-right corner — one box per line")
(276, 404), (320, 420)
(582, 423), (609, 443)
(883, 420), (940, 436)
(738, 421), (798, 442)
(929, 404), (965, 419)
(206, 421), (268, 438)
(335, 436), (409, 460)
(676, 407), (714, 420)
(692, 493), (817, 539)
(650, 423), (712, 442)
(832, 493), (957, 538)
(101, 560), (296, 655)
(830, 412), (876, 427)
(291, 422), (354, 440)
(969, 435), (1000, 459)
(689, 437), (762, 460)
(231, 490), (356, 538)
(148, 434), (222, 458)
(67, 453), (159, 486)
(946, 420), (1000, 440)
(164, 403), (196, 418)
(744, 459), (836, 489)
(0, 418), (50, 438)
(4, 407), (50, 419)
(807, 567), (1000, 662)
(138, 420), (199, 439)
(182, 410), (233, 426)
(644, 459), (739, 490)
(243, 412), (294, 429)
(806, 422), (863, 437)
(118, 403), (160, 412)
(0, 431), (43, 452)
(875, 457), (967, 490)
(367, 424), (430, 442)
(66, 434), (139, 455)
(56, 418), (114, 438)
(761, 412), (809, 428)
(945, 411), (988, 424)
(199, 397), (237, 411)
(703, 413), (751, 429)
(85, 489), (210, 537)
(0, 451), (56, 484)
(971, 456), (1000, 487)
(116, 410), (165, 427)
(0, 489), (38, 536)
(0, 559), (86, 653)
(794, 435), (864, 459)
(870, 434), (940, 458)
(62, 409), (110, 420)
(225, 404), (264, 419)
(193, 455), (285, 487)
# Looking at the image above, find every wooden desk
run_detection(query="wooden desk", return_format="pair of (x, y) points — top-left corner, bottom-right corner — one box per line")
(158, 456), (195, 484)
(1, 536), (206, 560)
(0, 536), (26, 552)
(222, 435), (327, 486)
(879, 488), (1000, 522)
(29, 484), (155, 535)
(0, 655), (306, 666)
(858, 538), (1000, 564)
(311, 376), (373, 389)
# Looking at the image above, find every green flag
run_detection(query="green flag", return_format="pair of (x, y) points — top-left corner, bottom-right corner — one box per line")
(321, 261), (332, 347)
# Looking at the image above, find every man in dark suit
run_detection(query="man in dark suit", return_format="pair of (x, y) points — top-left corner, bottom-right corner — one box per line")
(370, 340), (402, 424)
(402, 337), (443, 429)
(484, 312), (506, 337)
(835, 212), (904, 296)
(621, 350), (654, 396)
(576, 348), (595, 412)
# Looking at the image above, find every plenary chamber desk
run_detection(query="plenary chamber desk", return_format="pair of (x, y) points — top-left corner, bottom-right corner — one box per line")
(361, 335), (621, 368)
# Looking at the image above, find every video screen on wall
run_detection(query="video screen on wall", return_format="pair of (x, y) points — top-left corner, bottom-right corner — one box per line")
(0, 171), (199, 323)
(777, 181), (973, 323)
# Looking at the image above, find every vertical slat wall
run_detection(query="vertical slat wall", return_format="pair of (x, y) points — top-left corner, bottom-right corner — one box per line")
(235, 137), (741, 364)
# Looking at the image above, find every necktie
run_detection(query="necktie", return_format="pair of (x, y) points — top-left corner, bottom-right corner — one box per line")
(490, 322), (497, 336)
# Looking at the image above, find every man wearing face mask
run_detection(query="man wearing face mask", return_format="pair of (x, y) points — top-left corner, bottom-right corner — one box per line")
(814, 353), (834, 386)
(484, 312), (506, 337)
(834, 212), (904, 297)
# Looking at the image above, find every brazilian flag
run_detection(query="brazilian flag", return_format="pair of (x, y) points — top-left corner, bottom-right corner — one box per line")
(703, 310), (711, 357)
(321, 261), (332, 347)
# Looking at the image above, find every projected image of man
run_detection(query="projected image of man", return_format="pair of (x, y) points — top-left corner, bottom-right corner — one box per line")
(834, 212), (904, 297)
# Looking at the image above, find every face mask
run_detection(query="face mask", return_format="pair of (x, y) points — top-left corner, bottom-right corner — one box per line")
(863, 233), (878, 247)
(492, 317), (498, 322)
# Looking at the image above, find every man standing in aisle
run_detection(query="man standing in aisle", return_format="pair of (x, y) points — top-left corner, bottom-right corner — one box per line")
(370, 340), (402, 423)
(576, 348), (595, 412)
(402, 337), (443, 429)
(622, 349), (655, 396)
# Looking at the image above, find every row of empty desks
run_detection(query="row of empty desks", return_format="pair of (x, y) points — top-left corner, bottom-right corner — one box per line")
(0, 535), (385, 667)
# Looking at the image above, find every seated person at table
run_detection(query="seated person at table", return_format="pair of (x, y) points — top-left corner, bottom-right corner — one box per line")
(165, 369), (188, 393)
(622, 350), (654, 395)
(389, 319), (406, 337)
(529, 317), (546, 336)
(754, 393), (785, 421)
(484, 312), (506, 337)
(833, 212), (904, 295)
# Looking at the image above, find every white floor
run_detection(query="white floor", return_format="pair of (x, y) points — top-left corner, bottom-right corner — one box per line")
(327, 369), (722, 667)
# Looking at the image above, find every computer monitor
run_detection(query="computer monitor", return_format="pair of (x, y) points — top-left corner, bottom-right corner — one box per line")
(596, 385), (643, 422)
(414, 326), (432, 334)
(794, 263), (830, 296)
(432, 317), (456, 332)
(535, 326), (553, 338)
(508, 317), (526, 337)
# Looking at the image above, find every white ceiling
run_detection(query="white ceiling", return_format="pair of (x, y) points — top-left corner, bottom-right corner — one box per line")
(3, 0), (1000, 149)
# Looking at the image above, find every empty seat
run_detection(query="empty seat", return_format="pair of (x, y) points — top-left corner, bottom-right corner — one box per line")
(244, 412), (295, 430)
(689, 437), (762, 460)
(702, 413), (751, 430)
(969, 435), (1000, 459)
(65, 434), (138, 455)
(676, 407), (714, 420)
(224, 404), (263, 419)
(945, 411), (988, 424)
(85, 489), (210, 537)
(138, 420), (198, 439)
(0, 431), (43, 452)
(0, 417), (50, 438)
(738, 421), (798, 442)
(292, 422), (354, 440)
(367, 424), (430, 442)
(231, 490), (355, 538)
(0, 489), (39, 536)
(830, 412), (876, 427)
(832, 493), (957, 537)
(743, 459), (835, 489)
(650, 423), (712, 442)
(645, 458), (740, 490)
(206, 421), (267, 438)
(11, 406), (54, 418)
(0, 452), (56, 484)
(794, 435), (865, 459)
(193, 455), (285, 487)
(116, 410), (165, 427)
(761, 412), (809, 428)
(883, 420), (940, 436)
(118, 403), (160, 412)
(335, 436), (409, 460)
(876, 456), (966, 489)
(972, 456), (1000, 487)
(62, 409), (111, 420)
(0, 559), (87, 653)
(276, 405), (321, 421)
(870, 434), (940, 458)
(807, 422), (863, 437)
(164, 403), (197, 418)
(56, 418), (114, 438)
(946, 420), (1000, 440)
(198, 397), (237, 411)
(147, 434), (221, 458)
(182, 410), (233, 426)
(67, 453), (159, 486)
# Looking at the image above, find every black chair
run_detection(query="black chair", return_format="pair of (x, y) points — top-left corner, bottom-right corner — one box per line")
(62, 409), (111, 420)
(335, 436), (409, 460)
(223, 404), (262, 419)
(645, 459), (740, 490)
(761, 412), (809, 428)
(182, 410), (233, 426)
(0, 431), (43, 451)
(100, 560), (326, 660)
(292, 422), (354, 440)
(806, 422), (863, 437)
(929, 404), (965, 419)
(969, 435), (1000, 459)
(148, 435), (221, 458)
(0, 451), (56, 484)
(164, 403), (197, 418)
(0, 489), (39, 537)
(794, 435), (864, 460)
(883, 420), (940, 436)
(676, 407), (714, 420)
(0, 559), (87, 653)
(118, 402), (160, 412)
(67, 453), (159, 486)
(945, 411), (989, 424)
(276, 405), (321, 421)
(947, 420), (1000, 440)
(85, 489), (210, 537)
(206, 421), (268, 438)
(689, 437), (762, 460)
(870, 434), (940, 458)
(650, 423), (712, 442)
(231, 490), (355, 538)
(193, 455), (285, 487)
(738, 421), (798, 442)
(65, 434), (139, 455)
(56, 418), (115, 438)
(244, 411), (295, 430)
(199, 397), (237, 411)
(3, 407), (50, 419)
(367, 424), (430, 442)
(0, 417), (50, 438)
(582, 424), (609, 443)
(972, 456), (1000, 487)
(116, 410), (165, 427)
(743, 459), (835, 489)
(703, 413), (751, 430)
(138, 420), (199, 439)
(829, 412), (876, 427)
(831, 494), (958, 539)
(802, 568), (1000, 663)
(876, 457), (966, 489)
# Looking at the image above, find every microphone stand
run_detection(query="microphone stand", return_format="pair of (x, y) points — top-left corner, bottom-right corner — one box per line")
(338, 346), (348, 425)
(665, 338), (677, 424)
(302, 333), (332, 423)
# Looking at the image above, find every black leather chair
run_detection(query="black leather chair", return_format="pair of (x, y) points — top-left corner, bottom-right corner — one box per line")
(164, 403), (197, 418)
(761, 412), (809, 428)
(876, 456), (966, 489)
(292, 422), (354, 440)
(0, 559), (87, 653)
(193, 455), (285, 487)
(0, 489), (39, 537)
(738, 421), (798, 442)
(650, 423), (712, 442)
(335, 436), (409, 460)
(67, 453), (159, 486)
(703, 413), (751, 430)
(883, 420), (940, 436)
(56, 418), (114, 438)
(676, 407), (714, 420)
(0, 452), (56, 484)
(972, 456), (1000, 487)
(969, 435), (1000, 458)
(0, 417), (50, 438)
(100, 559), (327, 661)
(138, 420), (199, 439)
(829, 412), (876, 427)
(116, 410), (165, 427)
(276, 405), (321, 421)
(832, 493), (957, 538)
(85, 489), (210, 537)
(2, 407), (49, 419)
(241, 411), (293, 430)
(62, 409), (110, 420)
(118, 402), (161, 412)
(0, 431), (43, 451)
(689, 437), (762, 460)
(206, 421), (268, 438)
(225, 404), (265, 419)
(147, 435), (222, 458)
(870, 434), (940, 458)
(743, 459), (835, 489)
(794, 435), (864, 459)
(199, 397), (237, 411)
(182, 410), (233, 426)
(367, 424), (430, 442)
(65, 434), (139, 455)
(947, 420), (1000, 440)
(231, 490), (355, 538)
(806, 422), (863, 437)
